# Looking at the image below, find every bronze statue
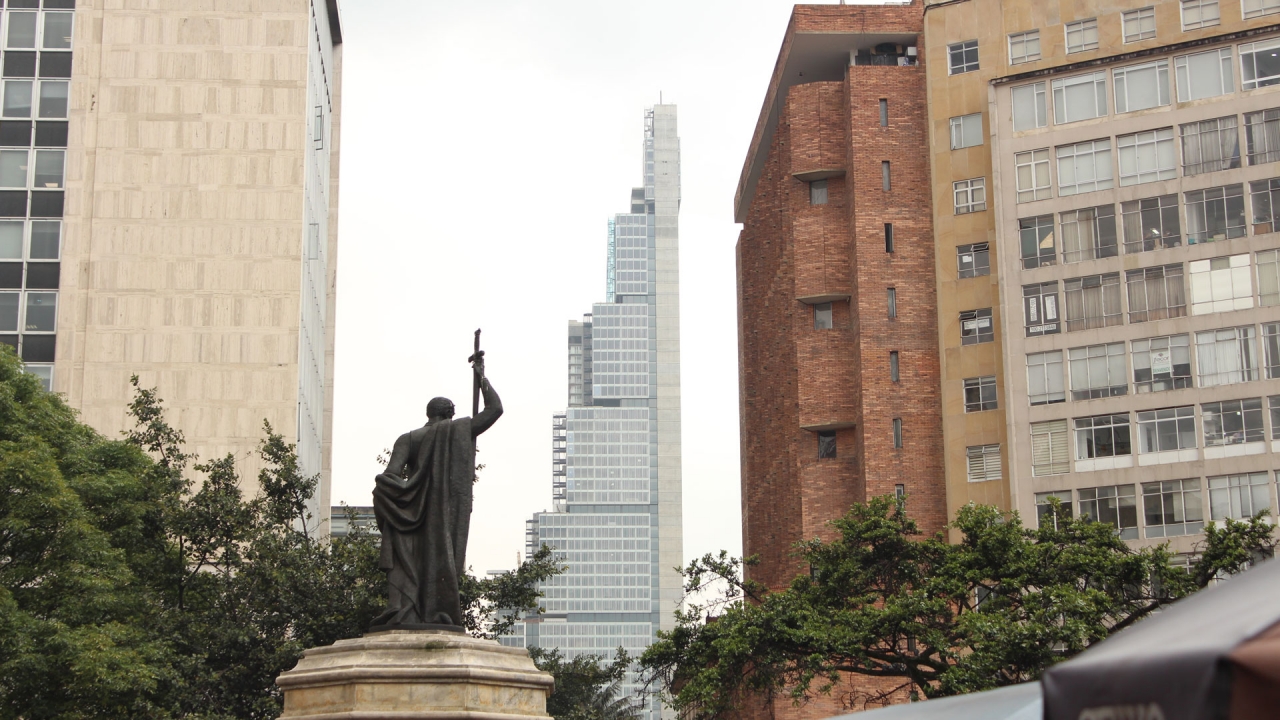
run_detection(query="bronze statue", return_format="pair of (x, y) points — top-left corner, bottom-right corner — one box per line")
(371, 333), (501, 631)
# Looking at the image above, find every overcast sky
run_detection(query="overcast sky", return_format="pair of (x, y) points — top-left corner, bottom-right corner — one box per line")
(330, 0), (828, 575)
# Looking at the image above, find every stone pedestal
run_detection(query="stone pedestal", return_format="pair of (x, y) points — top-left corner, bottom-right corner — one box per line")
(276, 630), (555, 720)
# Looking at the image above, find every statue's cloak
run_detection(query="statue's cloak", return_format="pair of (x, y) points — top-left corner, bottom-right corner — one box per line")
(371, 415), (475, 628)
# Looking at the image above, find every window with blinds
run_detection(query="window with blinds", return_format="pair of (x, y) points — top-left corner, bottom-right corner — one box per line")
(966, 444), (1001, 482)
(1031, 419), (1070, 476)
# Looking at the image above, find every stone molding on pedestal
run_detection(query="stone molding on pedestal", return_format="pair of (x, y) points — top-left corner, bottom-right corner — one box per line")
(276, 629), (554, 720)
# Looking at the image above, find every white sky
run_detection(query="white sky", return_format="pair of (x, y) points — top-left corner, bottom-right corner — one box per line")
(330, 0), (828, 575)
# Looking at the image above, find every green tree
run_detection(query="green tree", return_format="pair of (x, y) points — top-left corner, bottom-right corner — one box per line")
(641, 496), (1276, 719)
(530, 648), (640, 720)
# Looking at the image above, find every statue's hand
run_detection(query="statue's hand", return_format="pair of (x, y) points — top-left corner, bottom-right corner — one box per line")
(471, 351), (486, 378)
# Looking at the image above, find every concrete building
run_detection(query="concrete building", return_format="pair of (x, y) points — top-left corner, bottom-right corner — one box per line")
(924, 0), (1280, 554)
(510, 105), (683, 720)
(0, 0), (342, 527)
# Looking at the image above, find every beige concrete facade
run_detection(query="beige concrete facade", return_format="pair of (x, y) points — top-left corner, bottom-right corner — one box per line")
(51, 0), (341, 525)
(926, 0), (1280, 550)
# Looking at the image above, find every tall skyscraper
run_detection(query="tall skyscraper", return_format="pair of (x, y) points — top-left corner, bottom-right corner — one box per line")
(1, 0), (342, 525)
(510, 105), (683, 719)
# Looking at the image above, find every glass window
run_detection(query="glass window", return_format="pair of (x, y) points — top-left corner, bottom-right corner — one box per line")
(892, 418), (903, 448)
(1143, 479), (1203, 538)
(23, 290), (55, 332)
(1189, 254), (1253, 314)
(1250, 179), (1280, 235)
(809, 179), (827, 205)
(882, 161), (890, 191)
(1117, 128), (1177, 186)
(1185, 185), (1246, 243)
(1114, 61), (1168, 113)
(1075, 413), (1131, 460)
(1265, 323), (1280, 378)
(949, 40), (979, 75)
(0, 220), (19, 259)
(1270, 395), (1280, 438)
(1056, 139), (1113, 196)
(1015, 148), (1051, 202)
(817, 431), (836, 459)
(1027, 351), (1066, 405)
(1063, 273), (1123, 332)
(5, 11), (36, 49)
(964, 375), (997, 413)
(1068, 342), (1127, 400)
(1244, 109), (1280, 166)
(1023, 281), (1061, 337)
(1122, 7), (1156, 43)
(29, 221), (59, 260)
(887, 287), (896, 319)
(953, 177), (986, 214)
(957, 243), (990, 278)
(3, 80), (32, 119)
(950, 113), (983, 149)
(879, 99), (888, 127)
(1195, 326), (1258, 386)
(1133, 334), (1193, 392)
(37, 81), (68, 120)
(1181, 0), (1220, 29)
(1240, 39), (1280, 90)
(1012, 82), (1047, 131)
(813, 302), (832, 330)
(1019, 214), (1055, 268)
(1121, 195), (1181, 252)
(960, 308), (993, 345)
(1065, 18), (1099, 54)
(1060, 205), (1117, 263)
(1009, 31), (1040, 65)
(1137, 406), (1197, 453)
(0, 290), (16, 331)
(42, 12), (73, 50)
(1202, 397), (1264, 445)
(0, 149), (27, 188)
(1036, 490), (1073, 529)
(1243, 0), (1280, 20)
(1031, 421), (1070, 477)
(885, 223), (894, 253)
(966, 444), (1001, 482)
(1079, 485), (1138, 539)
(890, 351), (899, 382)
(1180, 116), (1240, 176)
(32, 149), (62, 189)
(1174, 47), (1233, 101)
(1052, 72), (1107, 124)
(1126, 264), (1186, 323)
(1208, 472), (1271, 521)
(25, 363), (51, 391)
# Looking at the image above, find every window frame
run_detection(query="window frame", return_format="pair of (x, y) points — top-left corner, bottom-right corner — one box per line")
(1019, 214), (1056, 269)
(1180, 0), (1220, 30)
(1180, 116), (1240, 177)
(1027, 350), (1066, 405)
(1201, 397), (1265, 446)
(1240, 39), (1280, 90)
(1121, 194), (1182, 252)
(1184, 185), (1246, 243)
(1060, 204), (1118, 264)
(1114, 59), (1169, 113)
(1015, 148), (1051, 202)
(1243, 0), (1280, 21)
(960, 308), (994, 345)
(948, 39), (980, 75)
(1142, 479), (1204, 538)
(1008, 30), (1040, 65)
(1122, 7), (1157, 43)
(1078, 484), (1139, 539)
(1074, 412), (1132, 460)
(1132, 334), (1193, 393)
(950, 113), (983, 150)
(1068, 341), (1129, 400)
(963, 375), (998, 413)
(1117, 127), (1177, 186)
(1261, 250), (1280, 306)
(1063, 272), (1123, 332)
(957, 242), (990, 279)
(809, 179), (828, 206)
(1052, 72), (1108, 125)
(1136, 406), (1197, 453)
(1207, 472), (1271, 521)
(813, 302), (833, 330)
(1012, 82), (1048, 132)
(1174, 47), (1233, 102)
(1056, 138), (1114, 196)
(1125, 263), (1187, 323)
(1189, 253), (1253, 314)
(953, 177), (987, 214)
(1243, 109), (1280, 166)
(1065, 18), (1099, 54)
(1195, 325), (1259, 387)
(1031, 420), (1070, 477)
(1023, 281), (1061, 337)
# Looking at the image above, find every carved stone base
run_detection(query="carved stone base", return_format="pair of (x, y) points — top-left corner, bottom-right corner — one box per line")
(276, 629), (554, 720)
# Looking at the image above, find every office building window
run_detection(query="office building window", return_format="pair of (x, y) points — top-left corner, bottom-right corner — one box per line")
(882, 161), (891, 190)
(1270, 395), (1280, 438)
(1133, 334), (1193, 392)
(1174, 48), (1233, 101)
(957, 242), (989, 278)
(1, 289), (56, 333)
(879, 99), (888, 127)
(37, 81), (66, 120)
(1012, 82), (1047, 131)
(960, 308), (993, 345)
(887, 287), (897, 319)
(1117, 128), (1177, 186)
(1015, 149), (1051, 203)
(809, 179), (828, 205)
(1069, 342), (1127, 400)
(1244, 109), (1280, 166)
(1240, 39), (1280, 89)
(1065, 18), (1099, 54)
(964, 375), (997, 413)
(949, 40), (979, 75)
(1020, 215), (1056, 268)
(813, 302), (832, 330)
(1263, 323), (1280, 377)
(1053, 72), (1107, 124)
(1202, 397), (1264, 446)
(1137, 406), (1197, 453)
(1251, 180), (1280, 238)
(885, 223), (894, 253)
(1142, 479), (1204, 538)
(1185, 186), (1246, 243)
(1079, 485), (1138, 539)
(1189, 254), (1252, 314)
(950, 113), (983, 150)
(1208, 472), (1271, 521)
(1266, 250), (1280, 306)
(892, 418), (903, 449)
(1181, 0), (1220, 29)
(1057, 139), (1113, 195)
(889, 351), (899, 382)
(1027, 350), (1066, 405)
(1064, 273), (1122, 332)
(1196, 326), (1258, 386)
(1180, 117), (1240, 176)
(1036, 490), (1073, 529)
(1122, 7), (1157, 43)
(1114, 61), (1168, 113)
(818, 431), (837, 459)
(966, 444), (1001, 482)
(1126, 264), (1186, 323)
(25, 363), (51, 391)
(954, 178), (986, 214)
(1243, 0), (1280, 20)
(1009, 30), (1040, 64)
(1031, 420), (1070, 477)
(1060, 205), (1117, 263)
(1121, 195), (1181, 252)
(1023, 281), (1061, 337)
(1075, 413), (1131, 460)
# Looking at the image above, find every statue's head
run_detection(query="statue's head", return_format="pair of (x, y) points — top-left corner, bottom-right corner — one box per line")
(426, 397), (455, 421)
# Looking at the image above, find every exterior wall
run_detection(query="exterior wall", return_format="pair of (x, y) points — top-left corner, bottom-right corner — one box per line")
(51, 0), (338, 524)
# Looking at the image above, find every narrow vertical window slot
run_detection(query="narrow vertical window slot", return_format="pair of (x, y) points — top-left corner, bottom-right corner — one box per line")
(879, 98), (888, 127)
(885, 223), (894, 253)
(887, 287), (897, 319)
(882, 161), (891, 190)
(890, 351), (900, 382)
(893, 418), (904, 448)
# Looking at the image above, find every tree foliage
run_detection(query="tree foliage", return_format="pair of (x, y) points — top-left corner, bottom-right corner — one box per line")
(530, 648), (640, 720)
(641, 495), (1277, 719)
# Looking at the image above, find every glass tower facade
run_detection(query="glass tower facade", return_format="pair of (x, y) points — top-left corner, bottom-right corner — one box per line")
(507, 106), (682, 720)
